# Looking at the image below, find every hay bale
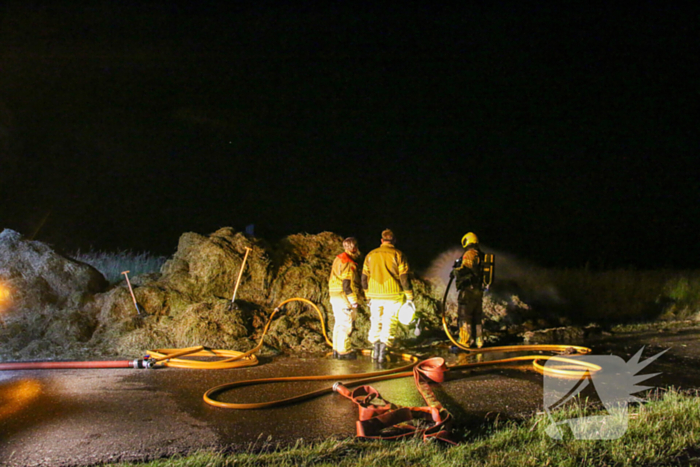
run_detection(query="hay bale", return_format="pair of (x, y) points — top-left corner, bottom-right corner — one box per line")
(0, 230), (108, 360)
(160, 227), (272, 303)
(2, 227), (454, 359)
(167, 300), (253, 348)
(109, 228), (452, 354)
(267, 232), (341, 306)
(0, 229), (108, 311)
(265, 313), (328, 354)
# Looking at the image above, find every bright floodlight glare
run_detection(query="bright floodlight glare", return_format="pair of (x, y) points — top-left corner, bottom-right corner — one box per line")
(0, 282), (11, 311)
(0, 380), (42, 421)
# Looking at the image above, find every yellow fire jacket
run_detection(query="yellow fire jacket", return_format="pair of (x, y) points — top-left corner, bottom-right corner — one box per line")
(455, 245), (482, 290)
(328, 252), (361, 306)
(361, 243), (413, 301)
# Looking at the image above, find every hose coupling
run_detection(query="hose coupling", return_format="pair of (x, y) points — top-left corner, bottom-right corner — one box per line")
(332, 381), (346, 393)
(131, 357), (157, 369)
(131, 359), (150, 369)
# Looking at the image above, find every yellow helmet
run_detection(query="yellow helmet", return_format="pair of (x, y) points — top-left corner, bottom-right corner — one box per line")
(461, 232), (479, 248)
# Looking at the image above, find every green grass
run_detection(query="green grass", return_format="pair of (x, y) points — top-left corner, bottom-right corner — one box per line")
(108, 388), (700, 467)
(70, 249), (167, 285)
(530, 268), (700, 325)
(611, 319), (700, 334)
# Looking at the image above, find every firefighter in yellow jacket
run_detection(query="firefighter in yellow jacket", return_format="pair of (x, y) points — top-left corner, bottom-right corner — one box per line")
(328, 237), (362, 359)
(361, 229), (413, 363)
(451, 232), (485, 348)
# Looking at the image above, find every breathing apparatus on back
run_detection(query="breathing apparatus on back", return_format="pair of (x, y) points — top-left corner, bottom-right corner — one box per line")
(455, 232), (495, 291)
(481, 253), (495, 291)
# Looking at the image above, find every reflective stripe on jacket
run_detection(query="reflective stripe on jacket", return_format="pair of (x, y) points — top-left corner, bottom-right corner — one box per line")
(328, 252), (360, 305)
(362, 243), (413, 300)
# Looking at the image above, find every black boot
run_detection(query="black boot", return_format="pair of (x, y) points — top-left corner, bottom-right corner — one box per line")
(377, 343), (387, 363)
(337, 350), (357, 360)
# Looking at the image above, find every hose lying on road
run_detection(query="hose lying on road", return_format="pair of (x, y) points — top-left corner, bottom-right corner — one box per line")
(141, 298), (331, 370)
(0, 359), (152, 370)
(0, 298), (318, 371)
(0, 295), (601, 442)
(0, 295), (600, 378)
(439, 274), (598, 377)
(201, 296), (601, 443)
(202, 296), (600, 407)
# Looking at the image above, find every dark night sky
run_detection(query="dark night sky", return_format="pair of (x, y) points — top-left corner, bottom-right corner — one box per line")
(1, 2), (698, 271)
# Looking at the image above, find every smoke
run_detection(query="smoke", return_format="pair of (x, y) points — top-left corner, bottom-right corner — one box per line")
(423, 246), (462, 303)
(424, 245), (565, 309)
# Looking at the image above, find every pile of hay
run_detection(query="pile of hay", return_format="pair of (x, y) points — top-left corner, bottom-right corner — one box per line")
(1, 228), (443, 360)
(0, 229), (108, 360)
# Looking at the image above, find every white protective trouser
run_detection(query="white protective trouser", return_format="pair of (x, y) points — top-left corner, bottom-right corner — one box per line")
(330, 297), (356, 353)
(367, 298), (404, 346)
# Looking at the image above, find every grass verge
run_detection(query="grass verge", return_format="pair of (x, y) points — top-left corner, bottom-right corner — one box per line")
(109, 388), (699, 467)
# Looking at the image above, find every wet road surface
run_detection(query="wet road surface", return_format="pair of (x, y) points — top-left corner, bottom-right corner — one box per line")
(1, 326), (699, 466)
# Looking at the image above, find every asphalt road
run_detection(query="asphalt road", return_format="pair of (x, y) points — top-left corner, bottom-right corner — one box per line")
(1, 327), (699, 467)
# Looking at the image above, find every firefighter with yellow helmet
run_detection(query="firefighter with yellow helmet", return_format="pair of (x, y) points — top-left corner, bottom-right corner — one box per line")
(328, 237), (363, 359)
(361, 229), (413, 363)
(451, 232), (492, 348)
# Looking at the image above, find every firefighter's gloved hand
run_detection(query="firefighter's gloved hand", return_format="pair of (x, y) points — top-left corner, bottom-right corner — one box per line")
(449, 270), (455, 279)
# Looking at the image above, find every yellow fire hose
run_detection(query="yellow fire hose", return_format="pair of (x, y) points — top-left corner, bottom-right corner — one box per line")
(146, 298), (331, 370)
(441, 318), (600, 377)
(0, 297), (600, 415)
(189, 297), (601, 410)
